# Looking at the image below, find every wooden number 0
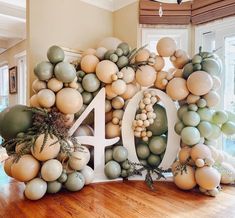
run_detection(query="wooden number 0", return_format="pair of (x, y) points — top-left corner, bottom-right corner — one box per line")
(69, 88), (180, 182)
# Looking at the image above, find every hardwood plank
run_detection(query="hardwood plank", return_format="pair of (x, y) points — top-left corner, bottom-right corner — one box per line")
(192, 0), (221, 10)
(192, 0), (235, 16)
(140, 0), (192, 11)
(1, 165), (235, 218)
(139, 15), (191, 25)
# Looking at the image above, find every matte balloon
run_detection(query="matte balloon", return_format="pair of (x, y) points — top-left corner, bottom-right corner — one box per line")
(54, 62), (76, 83)
(41, 159), (63, 182)
(135, 49), (150, 62)
(136, 143), (150, 159)
(82, 74), (100, 92)
(34, 61), (53, 81)
(203, 91), (220, 107)
(149, 136), (167, 155)
(81, 165), (95, 185)
(105, 122), (121, 138)
(166, 78), (189, 100)
(95, 47), (107, 60)
(187, 71), (213, 96)
(56, 88), (83, 114)
(81, 55), (99, 73)
(153, 55), (165, 71)
(111, 79), (127, 95)
(32, 79), (47, 93)
(37, 89), (55, 108)
(47, 78), (63, 92)
(105, 160), (121, 179)
(29, 94), (40, 107)
(181, 127), (201, 146)
(121, 67), (135, 83)
(25, 178), (47, 200)
(157, 37), (177, 57)
(136, 65), (156, 87)
(47, 45), (65, 64)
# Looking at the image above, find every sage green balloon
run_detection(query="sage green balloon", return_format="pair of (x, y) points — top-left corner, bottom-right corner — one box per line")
(82, 74), (100, 92)
(121, 169), (128, 178)
(65, 172), (85, 192)
(221, 121), (235, 136)
(113, 146), (128, 163)
(57, 172), (67, 183)
(110, 54), (118, 63)
(54, 62), (76, 83)
(149, 136), (167, 155)
(201, 58), (220, 75)
(116, 56), (129, 69)
(206, 124), (221, 140)
(105, 161), (121, 179)
(47, 181), (62, 194)
(182, 111), (200, 126)
(121, 160), (130, 170)
(147, 154), (161, 167)
(104, 49), (115, 60)
(197, 108), (213, 122)
(105, 148), (113, 163)
(181, 126), (200, 146)
(197, 99), (207, 108)
(136, 143), (150, 159)
(47, 45), (65, 64)
(198, 121), (213, 138)
(34, 61), (53, 81)
(188, 104), (198, 112)
(147, 104), (168, 136)
(193, 63), (202, 71)
(177, 105), (188, 120)
(115, 48), (123, 57)
(118, 42), (130, 55)
(183, 63), (194, 79)
(0, 107), (10, 137)
(192, 54), (202, 64)
(174, 121), (185, 135)
(82, 92), (93, 104)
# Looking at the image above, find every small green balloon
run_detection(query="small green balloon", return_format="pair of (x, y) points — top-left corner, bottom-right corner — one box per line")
(136, 143), (150, 159)
(192, 55), (202, 64)
(177, 105), (188, 120)
(82, 74), (100, 92)
(147, 154), (161, 167)
(47, 181), (62, 194)
(57, 173), (68, 183)
(206, 124), (221, 140)
(113, 146), (128, 163)
(197, 99), (207, 108)
(105, 148), (113, 163)
(188, 104), (198, 112)
(212, 110), (228, 125)
(34, 61), (53, 81)
(182, 111), (200, 127)
(54, 62), (76, 83)
(193, 63), (202, 71)
(47, 45), (65, 64)
(105, 161), (121, 179)
(82, 92), (93, 104)
(65, 172), (85, 192)
(181, 126), (201, 146)
(115, 48), (124, 57)
(104, 49), (115, 60)
(121, 169), (128, 178)
(121, 160), (130, 170)
(149, 136), (167, 155)
(221, 121), (235, 136)
(174, 121), (185, 135)
(183, 63), (194, 79)
(110, 54), (118, 63)
(116, 56), (129, 69)
(198, 121), (213, 138)
(197, 108), (213, 122)
(118, 42), (130, 56)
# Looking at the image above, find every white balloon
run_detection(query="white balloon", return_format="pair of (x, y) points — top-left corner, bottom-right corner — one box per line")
(24, 178), (47, 200)
(81, 165), (95, 185)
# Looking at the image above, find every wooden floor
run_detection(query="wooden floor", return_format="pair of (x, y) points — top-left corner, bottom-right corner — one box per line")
(0, 166), (235, 218)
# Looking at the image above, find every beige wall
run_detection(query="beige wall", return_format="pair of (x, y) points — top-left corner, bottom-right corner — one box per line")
(113, 2), (139, 48)
(0, 40), (26, 106)
(28, 0), (113, 94)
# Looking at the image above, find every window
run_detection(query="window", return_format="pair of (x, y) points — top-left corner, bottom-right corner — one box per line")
(0, 65), (9, 112)
(141, 27), (189, 71)
(195, 16), (235, 155)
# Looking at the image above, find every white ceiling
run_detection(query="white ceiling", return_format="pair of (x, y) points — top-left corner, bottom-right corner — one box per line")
(0, 0), (26, 54)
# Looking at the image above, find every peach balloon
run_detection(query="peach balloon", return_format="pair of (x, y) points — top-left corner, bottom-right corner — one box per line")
(105, 84), (117, 99)
(136, 65), (156, 87)
(111, 96), (125, 109)
(4, 156), (15, 177)
(187, 71), (213, 96)
(96, 60), (119, 84)
(186, 94), (200, 104)
(203, 91), (220, 107)
(121, 67), (135, 83)
(171, 49), (190, 69)
(105, 122), (121, 138)
(153, 55), (165, 71)
(56, 88), (83, 114)
(30, 94), (40, 107)
(32, 79), (47, 93)
(111, 79), (127, 95)
(154, 71), (168, 90)
(81, 55), (99, 73)
(121, 83), (138, 100)
(47, 78), (63, 92)
(82, 48), (96, 57)
(157, 37), (177, 57)
(11, 155), (40, 182)
(166, 78), (189, 100)
(37, 89), (55, 108)
(135, 49), (150, 62)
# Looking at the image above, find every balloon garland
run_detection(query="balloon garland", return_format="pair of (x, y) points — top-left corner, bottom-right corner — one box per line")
(0, 36), (235, 200)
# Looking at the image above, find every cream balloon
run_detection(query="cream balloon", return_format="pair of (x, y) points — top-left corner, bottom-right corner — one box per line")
(121, 84), (138, 100)
(41, 159), (63, 182)
(157, 37), (177, 57)
(73, 125), (94, 137)
(47, 78), (63, 92)
(105, 84), (118, 99)
(121, 67), (135, 83)
(24, 178), (47, 200)
(56, 88), (83, 114)
(82, 48), (96, 57)
(153, 55), (165, 71)
(105, 122), (121, 138)
(32, 79), (47, 93)
(136, 65), (156, 87)
(203, 91), (220, 107)
(187, 71), (213, 96)
(37, 89), (55, 108)
(111, 96), (125, 109)
(186, 94), (200, 104)
(96, 60), (119, 84)
(166, 78), (189, 100)
(30, 94), (40, 107)
(111, 79), (127, 95)
(95, 47), (107, 60)
(81, 55), (99, 73)
(135, 49), (150, 62)
(190, 144), (212, 162)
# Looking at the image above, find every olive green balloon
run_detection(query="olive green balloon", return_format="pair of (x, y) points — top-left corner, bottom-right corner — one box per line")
(105, 161), (121, 179)
(82, 92), (93, 104)
(121, 169), (128, 178)
(147, 154), (161, 167)
(183, 63), (194, 79)
(147, 104), (168, 136)
(192, 55), (202, 64)
(34, 61), (53, 81)
(181, 126), (200, 146)
(201, 58), (220, 75)
(82, 74), (100, 92)
(57, 173), (68, 183)
(47, 45), (65, 64)
(65, 172), (85, 192)
(0, 105), (33, 140)
(149, 136), (167, 155)
(115, 48), (123, 57)
(116, 56), (129, 69)
(118, 42), (130, 55)
(113, 146), (128, 163)
(177, 105), (188, 120)
(121, 160), (130, 170)
(47, 181), (62, 194)
(110, 54), (118, 63)
(105, 148), (113, 163)
(54, 62), (76, 83)
(136, 143), (150, 159)
(104, 49), (115, 60)
(0, 107), (10, 137)
(174, 121), (185, 135)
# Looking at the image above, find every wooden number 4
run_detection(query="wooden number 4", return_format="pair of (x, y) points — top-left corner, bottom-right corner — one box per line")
(69, 88), (120, 182)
